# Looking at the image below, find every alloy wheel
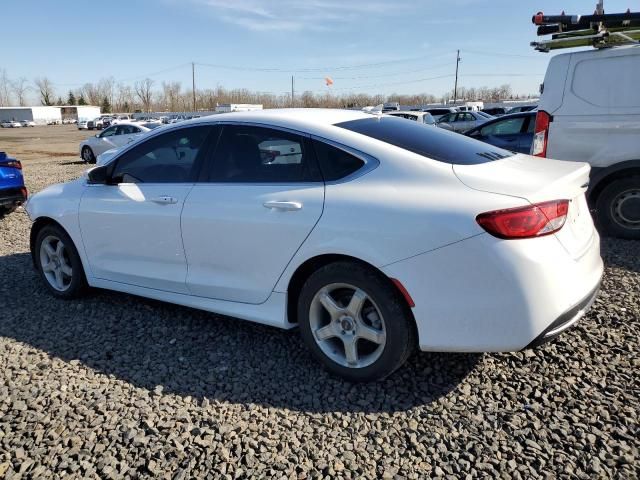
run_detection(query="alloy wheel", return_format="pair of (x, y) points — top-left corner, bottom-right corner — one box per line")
(39, 235), (73, 291)
(308, 283), (386, 368)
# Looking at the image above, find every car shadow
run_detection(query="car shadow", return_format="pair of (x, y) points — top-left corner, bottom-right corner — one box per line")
(58, 160), (86, 166)
(0, 252), (479, 413)
(600, 237), (640, 274)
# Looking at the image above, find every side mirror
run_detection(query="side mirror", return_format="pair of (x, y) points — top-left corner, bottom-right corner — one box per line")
(87, 165), (109, 185)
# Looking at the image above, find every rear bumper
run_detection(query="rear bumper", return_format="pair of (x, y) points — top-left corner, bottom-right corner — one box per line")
(382, 229), (604, 352)
(0, 187), (27, 208)
(524, 279), (601, 349)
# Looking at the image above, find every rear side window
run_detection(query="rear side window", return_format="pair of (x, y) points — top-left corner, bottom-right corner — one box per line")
(480, 117), (526, 136)
(336, 116), (514, 165)
(208, 125), (322, 183)
(312, 140), (365, 181)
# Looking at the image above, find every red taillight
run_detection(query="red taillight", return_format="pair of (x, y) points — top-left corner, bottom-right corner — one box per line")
(476, 200), (569, 239)
(531, 111), (551, 157)
(0, 160), (22, 169)
(21, 187), (28, 199)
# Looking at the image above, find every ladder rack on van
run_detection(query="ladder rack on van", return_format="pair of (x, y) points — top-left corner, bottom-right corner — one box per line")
(531, 2), (640, 52)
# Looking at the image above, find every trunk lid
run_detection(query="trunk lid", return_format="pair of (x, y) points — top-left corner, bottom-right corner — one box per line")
(453, 154), (595, 258)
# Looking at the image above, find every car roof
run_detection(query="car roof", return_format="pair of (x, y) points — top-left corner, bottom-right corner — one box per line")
(387, 111), (429, 116)
(187, 108), (372, 132)
(110, 121), (150, 130)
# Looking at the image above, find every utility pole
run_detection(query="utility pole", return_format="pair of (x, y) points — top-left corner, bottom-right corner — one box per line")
(291, 76), (295, 107)
(453, 50), (461, 106)
(192, 62), (196, 112)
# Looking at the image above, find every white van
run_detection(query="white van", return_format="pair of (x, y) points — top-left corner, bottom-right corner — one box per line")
(532, 44), (640, 239)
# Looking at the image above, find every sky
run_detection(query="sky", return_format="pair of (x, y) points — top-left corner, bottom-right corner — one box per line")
(2, 0), (634, 101)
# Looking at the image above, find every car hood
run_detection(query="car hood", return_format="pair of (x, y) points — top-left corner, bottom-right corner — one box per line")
(96, 149), (119, 166)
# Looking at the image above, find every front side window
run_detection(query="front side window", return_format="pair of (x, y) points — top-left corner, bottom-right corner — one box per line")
(208, 125), (321, 183)
(101, 126), (117, 137)
(110, 126), (211, 183)
(480, 117), (526, 136)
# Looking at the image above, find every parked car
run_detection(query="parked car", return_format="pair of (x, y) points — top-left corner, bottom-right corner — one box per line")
(436, 111), (492, 133)
(386, 111), (436, 125)
(78, 119), (90, 130)
(169, 115), (186, 124)
(481, 107), (509, 117)
(111, 115), (132, 125)
(100, 116), (115, 128)
(532, 44), (640, 239)
(0, 152), (27, 216)
(79, 123), (151, 163)
(20, 120), (36, 127)
(466, 112), (536, 154)
(422, 107), (457, 121)
(1, 120), (22, 128)
(508, 105), (537, 114)
(27, 110), (603, 381)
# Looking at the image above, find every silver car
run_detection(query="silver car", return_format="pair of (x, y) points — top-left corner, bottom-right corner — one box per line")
(437, 111), (493, 133)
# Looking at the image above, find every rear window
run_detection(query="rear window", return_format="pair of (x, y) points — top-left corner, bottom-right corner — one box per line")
(335, 116), (514, 165)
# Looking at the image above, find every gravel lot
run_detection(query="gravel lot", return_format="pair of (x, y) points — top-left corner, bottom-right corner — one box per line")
(0, 126), (638, 479)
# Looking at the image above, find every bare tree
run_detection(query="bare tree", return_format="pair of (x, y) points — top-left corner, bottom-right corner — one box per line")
(161, 81), (182, 111)
(34, 77), (55, 106)
(11, 77), (30, 106)
(0, 69), (12, 106)
(115, 83), (134, 112)
(134, 78), (154, 112)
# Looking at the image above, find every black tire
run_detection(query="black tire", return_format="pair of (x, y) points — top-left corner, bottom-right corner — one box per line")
(81, 146), (96, 164)
(298, 261), (416, 382)
(34, 224), (88, 299)
(595, 176), (640, 240)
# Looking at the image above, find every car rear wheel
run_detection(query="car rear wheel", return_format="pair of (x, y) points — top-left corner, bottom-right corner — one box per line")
(595, 176), (640, 240)
(81, 146), (96, 164)
(35, 224), (87, 298)
(298, 261), (415, 382)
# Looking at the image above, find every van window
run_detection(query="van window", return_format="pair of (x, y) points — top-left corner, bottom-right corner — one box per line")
(572, 54), (640, 107)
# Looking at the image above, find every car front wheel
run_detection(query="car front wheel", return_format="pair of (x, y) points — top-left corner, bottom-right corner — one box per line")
(298, 262), (415, 382)
(35, 224), (87, 298)
(81, 146), (96, 164)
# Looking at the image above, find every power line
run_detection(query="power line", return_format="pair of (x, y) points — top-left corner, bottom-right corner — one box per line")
(296, 62), (453, 80)
(460, 49), (542, 59)
(194, 52), (456, 73)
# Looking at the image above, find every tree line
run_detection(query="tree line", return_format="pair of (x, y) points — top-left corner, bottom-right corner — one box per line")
(0, 69), (537, 113)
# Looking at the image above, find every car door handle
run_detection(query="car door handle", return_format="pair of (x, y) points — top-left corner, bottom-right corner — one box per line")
(151, 195), (178, 205)
(263, 201), (302, 211)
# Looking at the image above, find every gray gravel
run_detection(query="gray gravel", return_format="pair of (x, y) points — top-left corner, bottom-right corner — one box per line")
(0, 147), (639, 479)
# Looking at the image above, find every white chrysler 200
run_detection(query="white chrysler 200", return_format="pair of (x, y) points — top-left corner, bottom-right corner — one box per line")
(26, 109), (603, 381)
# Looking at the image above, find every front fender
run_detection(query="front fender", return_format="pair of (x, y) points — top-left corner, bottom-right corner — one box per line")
(26, 179), (91, 275)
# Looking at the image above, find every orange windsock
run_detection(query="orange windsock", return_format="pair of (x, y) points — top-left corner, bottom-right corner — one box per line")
(325, 77), (334, 86)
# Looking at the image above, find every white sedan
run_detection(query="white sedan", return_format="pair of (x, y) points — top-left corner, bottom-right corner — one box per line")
(79, 123), (151, 163)
(1, 120), (22, 128)
(26, 109), (603, 381)
(20, 120), (36, 127)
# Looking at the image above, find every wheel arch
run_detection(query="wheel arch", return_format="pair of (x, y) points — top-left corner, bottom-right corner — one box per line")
(30, 217), (68, 266)
(588, 160), (640, 206)
(285, 253), (416, 328)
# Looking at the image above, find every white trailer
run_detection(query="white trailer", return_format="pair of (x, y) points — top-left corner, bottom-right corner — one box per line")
(0, 106), (62, 125)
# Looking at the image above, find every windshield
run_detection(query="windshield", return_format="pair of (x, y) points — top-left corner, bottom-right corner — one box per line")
(335, 116), (514, 165)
